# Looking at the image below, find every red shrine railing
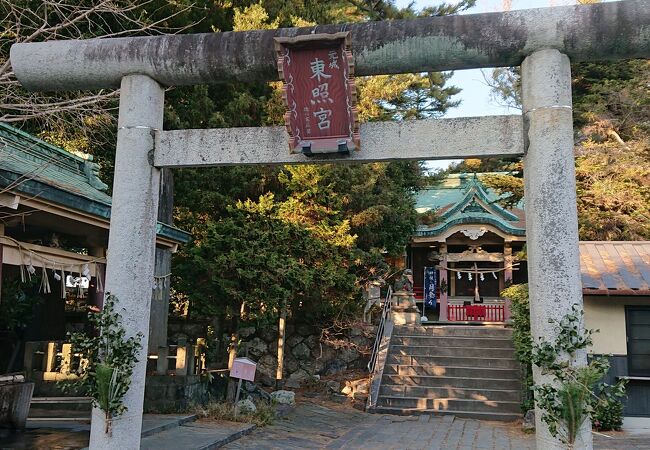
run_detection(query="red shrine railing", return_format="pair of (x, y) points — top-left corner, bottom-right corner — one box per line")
(448, 304), (505, 322)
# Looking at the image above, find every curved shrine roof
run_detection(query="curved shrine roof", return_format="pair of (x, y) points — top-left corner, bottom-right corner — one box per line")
(0, 123), (190, 244)
(415, 173), (525, 238)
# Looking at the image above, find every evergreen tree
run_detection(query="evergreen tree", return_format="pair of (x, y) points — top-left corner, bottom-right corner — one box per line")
(474, 58), (649, 240)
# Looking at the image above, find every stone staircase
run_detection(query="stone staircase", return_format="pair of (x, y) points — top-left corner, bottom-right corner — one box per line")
(372, 325), (522, 421)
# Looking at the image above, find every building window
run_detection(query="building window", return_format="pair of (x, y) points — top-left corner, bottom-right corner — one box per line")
(626, 306), (650, 377)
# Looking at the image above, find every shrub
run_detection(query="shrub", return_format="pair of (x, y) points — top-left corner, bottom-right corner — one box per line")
(591, 378), (627, 431)
(501, 284), (627, 431)
(501, 283), (533, 412)
(196, 400), (275, 427)
(59, 294), (142, 434)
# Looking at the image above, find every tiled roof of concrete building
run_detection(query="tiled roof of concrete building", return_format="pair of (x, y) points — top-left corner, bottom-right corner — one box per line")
(0, 123), (190, 243)
(580, 241), (650, 295)
(415, 173), (526, 237)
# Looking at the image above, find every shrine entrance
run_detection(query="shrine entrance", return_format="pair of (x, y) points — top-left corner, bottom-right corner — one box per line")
(9, 2), (649, 449)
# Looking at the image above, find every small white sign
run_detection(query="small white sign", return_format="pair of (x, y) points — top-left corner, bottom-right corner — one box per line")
(230, 357), (257, 382)
(66, 275), (89, 289)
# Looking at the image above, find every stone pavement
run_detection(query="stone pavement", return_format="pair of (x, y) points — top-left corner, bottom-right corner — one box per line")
(2, 403), (648, 449)
(0, 414), (200, 449)
(224, 403), (650, 450)
(223, 403), (534, 450)
(223, 402), (368, 450)
(140, 419), (254, 450)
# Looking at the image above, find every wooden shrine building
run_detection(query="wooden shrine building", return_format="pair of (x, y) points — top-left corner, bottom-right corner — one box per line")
(0, 123), (191, 376)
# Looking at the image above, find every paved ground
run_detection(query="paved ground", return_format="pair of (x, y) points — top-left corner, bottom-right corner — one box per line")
(224, 403), (534, 450)
(2, 404), (649, 449)
(225, 403), (650, 450)
(0, 414), (198, 449)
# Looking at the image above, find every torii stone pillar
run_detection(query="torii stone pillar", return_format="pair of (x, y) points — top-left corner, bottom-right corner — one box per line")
(88, 74), (164, 450)
(522, 49), (591, 449)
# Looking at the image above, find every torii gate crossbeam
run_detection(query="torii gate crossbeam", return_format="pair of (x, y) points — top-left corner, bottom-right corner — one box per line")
(9, 1), (650, 449)
(9, 1), (650, 88)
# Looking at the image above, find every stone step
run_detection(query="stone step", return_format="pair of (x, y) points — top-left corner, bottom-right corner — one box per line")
(377, 395), (521, 414)
(395, 325), (513, 338)
(370, 406), (521, 422)
(393, 336), (515, 349)
(382, 374), (521, 391)
(379, 384), (521, 402)
(386, 355), (520, 370)
(385, 364), (520, 380)
(389, 345), (516, 359)
(28, 397), (92, 413)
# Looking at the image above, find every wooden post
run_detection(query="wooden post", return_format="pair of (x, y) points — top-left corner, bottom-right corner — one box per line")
(60, 343), (72, 374)
(226, 315), (240, 402)
(439, 244), (448, 321)
(186, 345), (196, 376)
(276, 308), (287, 387)
(227, 333), (238, 370)
(156, 346), (168, 375)
(23, 342), (37, 373)
(44, 342), (56, 373)
(175, 345), (188, 376)
(504, 243), (513, 286)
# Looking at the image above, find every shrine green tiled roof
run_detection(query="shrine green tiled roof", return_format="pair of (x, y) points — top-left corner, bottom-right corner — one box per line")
(415, 173), (526, 237)
(0, 122), (190, 244)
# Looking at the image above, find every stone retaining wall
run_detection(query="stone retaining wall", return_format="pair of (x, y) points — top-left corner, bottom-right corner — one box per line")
(238, 322), (376, 386)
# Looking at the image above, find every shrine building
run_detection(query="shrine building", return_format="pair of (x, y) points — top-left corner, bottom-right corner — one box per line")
(405, 172), (650, 417)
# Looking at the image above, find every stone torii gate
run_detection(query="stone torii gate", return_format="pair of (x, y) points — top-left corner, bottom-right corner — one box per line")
(10, 1), (650, 449)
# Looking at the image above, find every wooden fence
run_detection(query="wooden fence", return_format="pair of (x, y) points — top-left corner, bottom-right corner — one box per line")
(447, 304), (505, 322)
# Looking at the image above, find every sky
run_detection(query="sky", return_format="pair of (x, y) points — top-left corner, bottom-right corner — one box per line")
(396, 0), (579, 170)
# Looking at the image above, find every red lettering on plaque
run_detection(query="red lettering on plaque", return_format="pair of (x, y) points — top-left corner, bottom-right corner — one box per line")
(275, 33), (360, 154)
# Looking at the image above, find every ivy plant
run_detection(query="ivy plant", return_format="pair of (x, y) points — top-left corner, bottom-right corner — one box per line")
(531, 305), (626, 447)
(60, 293), (142, 434)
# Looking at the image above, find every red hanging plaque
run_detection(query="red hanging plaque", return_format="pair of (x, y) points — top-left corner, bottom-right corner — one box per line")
(275, 32), (360, 155)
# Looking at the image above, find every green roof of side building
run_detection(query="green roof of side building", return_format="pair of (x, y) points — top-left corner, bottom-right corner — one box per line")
(415, 173), (526, 237)
(0, 122), (190, 244)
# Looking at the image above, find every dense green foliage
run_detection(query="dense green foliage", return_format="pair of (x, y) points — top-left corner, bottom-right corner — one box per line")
(469, 58), (649, 241)
(591, 381), (626, 432)
(503, 285), (627, 436)
(500, 283), (533, 412)
(0, 277), (42, 333)
(173, 161), (423, 326)
(531, 306), (627, 444)
(62, 294), (142, 427)
(1, 1), (468, 334)
(163, 1), (464, 331)
(0, 277), (43, 373)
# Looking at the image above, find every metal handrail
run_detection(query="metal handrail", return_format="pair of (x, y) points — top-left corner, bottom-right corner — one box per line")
(367, 286), (392, 373)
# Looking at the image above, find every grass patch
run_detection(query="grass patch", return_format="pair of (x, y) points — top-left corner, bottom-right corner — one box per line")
(195, 400), (276, 427)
